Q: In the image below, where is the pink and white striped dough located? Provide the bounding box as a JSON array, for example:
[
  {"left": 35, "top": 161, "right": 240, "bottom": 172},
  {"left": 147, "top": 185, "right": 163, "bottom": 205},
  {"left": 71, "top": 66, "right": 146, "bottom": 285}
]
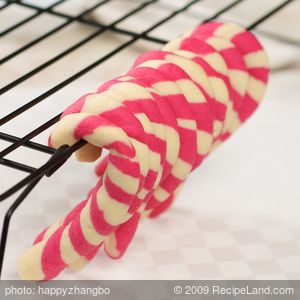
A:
[{"left": 18, "top": 22, "right": 269, "bottom": 280}]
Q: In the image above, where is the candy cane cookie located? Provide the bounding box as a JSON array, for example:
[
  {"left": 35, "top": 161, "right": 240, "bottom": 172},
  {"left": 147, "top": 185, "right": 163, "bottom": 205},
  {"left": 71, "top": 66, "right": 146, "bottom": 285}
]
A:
[
  {"left": 146, "top": 23, "right": 268, "bottom": 217},
  {"left": 18, "top": 22, "right": 269, "bottom": 280}
]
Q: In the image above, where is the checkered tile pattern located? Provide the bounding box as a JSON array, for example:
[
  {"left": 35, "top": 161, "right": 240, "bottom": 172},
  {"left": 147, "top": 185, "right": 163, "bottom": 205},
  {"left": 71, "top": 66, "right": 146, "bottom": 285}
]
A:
[{"left": 1, "top": 159, "right": 300, "bottom": 280}]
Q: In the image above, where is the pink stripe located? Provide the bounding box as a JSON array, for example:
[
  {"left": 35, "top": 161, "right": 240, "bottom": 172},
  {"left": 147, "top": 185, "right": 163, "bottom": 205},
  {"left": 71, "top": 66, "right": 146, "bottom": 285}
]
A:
[
  {"left": 219, "top": 47, "right": 247, "bottom": 71},
  {"left": 90, "top": 186, "right": 119, "bottom": 236},
  {"left": 149, "top": 194, "right": 174, "bottom": 218},
  {"left": 33, "top": 228, "right": 48, "bottom": 245},
  {"left": 239, "top": 93, "right": 259, "bottom": 122},
  {"left": 248, "top": 68, "right": 269, "bottom": 83},
  {"left": 104, "top": 175, "right": 135, "bottom": 205},
  {"left": 109, "top": 155, "right": 141, "bottom": 178},
  {"left": 41, "top": 228, "right": 66, "bottom": 280},
  {"left": 69, "top": 215, "right": 96, "bottom": 256},
  {"left": 191, "top": 22, "right": 222, "bottom": 37},
  {"left": 105, "top": 213, "right": 140, "bottom": 259},
  {"left": 232, "top": 31, "right": 263, "bottom": 54}
]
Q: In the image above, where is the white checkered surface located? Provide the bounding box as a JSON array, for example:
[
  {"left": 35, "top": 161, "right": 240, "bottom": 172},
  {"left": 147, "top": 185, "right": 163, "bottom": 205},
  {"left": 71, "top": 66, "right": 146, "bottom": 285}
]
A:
[
  {"left": 2, "top": 183, "right": 300, "bottom": 280},
  {"left": 0, "top": 0, "right": 300, "bottom": 280}
]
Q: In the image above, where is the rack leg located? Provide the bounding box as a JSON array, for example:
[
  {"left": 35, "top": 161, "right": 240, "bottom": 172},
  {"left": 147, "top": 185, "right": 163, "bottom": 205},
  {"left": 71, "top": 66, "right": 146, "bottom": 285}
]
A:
[{"left": 0, "top": 177, "right": 42, "bottom": 279}]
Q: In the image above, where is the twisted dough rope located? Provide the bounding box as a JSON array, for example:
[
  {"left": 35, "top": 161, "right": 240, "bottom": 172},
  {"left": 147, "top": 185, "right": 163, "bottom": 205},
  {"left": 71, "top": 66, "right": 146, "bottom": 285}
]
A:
[{"left": 18, "top": 22, "right": 269, "bottom": 280}]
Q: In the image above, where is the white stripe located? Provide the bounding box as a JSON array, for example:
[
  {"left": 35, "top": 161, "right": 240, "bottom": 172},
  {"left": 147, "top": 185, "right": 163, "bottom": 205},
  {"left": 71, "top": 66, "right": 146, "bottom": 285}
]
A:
[
  {"left": 51, "top": 113, "right": 88, "bottom": 148},
  {"left": 118, "top": 76, "right": 135, "bottom": 81},
  {"left": 197, "top": 130, "right": 213, "bottom": 155},
  {"left": 228, "top": 70, "right": 249, "bottom": 96},
  {"left": 153, "top": 187, "right": 170, "bottom": 202},
  {"left": 137, "top": 188, "right": 149, "bottom": 199},
  {"left": 173, "top": 49, "right": 196, "bottom": 59},
  {"left": 224, "top": 109, "right": 241, "bottom": 133},
  {"left": 104, "top": 233, "right": 119, "bottom": 257},
  {"left": 82, "top": 94, "right": 122, "bottom": 114},
  {"left": 247, "top": 77, "right": 266, "bottom": 103},
  {"left": 134, "top": 113, "right": 155, "bottom": 136},
  {"left": 177, "top": 118, "right": 197, "bottom": 130},
  {"left": 209, "top": 76, "right": 229, "bottom": 104},
  {"left": 130, "top": 138, "right": 150, "bottom": 177},
  {"left": 110, "top": 81, "right": 152, "bottom": 100},
  {"left": 106, "top": 162, "right": 140, "bottom": 195},
  {"left": 244, "top": 50, "right": 268, "bottom": 68},
  {"left": 202, "top": 53, "right": 228, "bottom": 75},
  {"left": 176, "top": 79, "right": 207, "bottom": 103},
  {"left": 139, "top": 60, "right": 165, "bottom": 69},
  {"left": 43, "top": 218, "right": 63, "bottom": 242},
  {"left": 18, "top": 242, "right": 46, "bottom": 280},
  {"left": 171, "top": 158, "right": 193, "bottom": 180},
  {"left": 206, "top": 37, "right": 234, "bottom": 51},
  {"left": 80, "top": 199, "right": 104, "bottom": 245},
  {"left": 97, "top": 186, "right": 132, "bottom": 226},
  {"left": 60, "top": 224, "right": 82, "bottom": 265},
  {"left": 167, "top": 126, "right": 180, "bottom": 165},
  {"left": 152, "top": 80, "right": 181, "bottom": 96},
  {"left": 84, "top": 126, "right": 131, "bottom": 150},
  {"left": 162, "top": 37, "right": 182, "bottom": 52},
  {"left": 215, "top": 23, "right": 244, "bottom": 40},
  {"left": 166, "top": 54, "right": 213, "bottom": 97},
  {"left": 213, "top": 120, "right": 223, "bottom": 138}
]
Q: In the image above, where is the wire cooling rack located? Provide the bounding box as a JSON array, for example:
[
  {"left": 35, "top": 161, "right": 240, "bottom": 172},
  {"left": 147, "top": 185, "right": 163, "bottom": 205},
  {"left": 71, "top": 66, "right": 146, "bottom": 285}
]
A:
[{"left": 0, "top": 0, "right": 298, "bottom": 278}]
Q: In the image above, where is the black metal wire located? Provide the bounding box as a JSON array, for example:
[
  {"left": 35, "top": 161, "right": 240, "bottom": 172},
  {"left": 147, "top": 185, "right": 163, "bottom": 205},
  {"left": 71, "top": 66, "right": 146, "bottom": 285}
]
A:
[
  {"left": 0, "top": 132, "right": 54, "bottom": 154},
  {"left": 0, "top": 0, "right": 160, "bottom": 105},
  {"left": 0, "top": 0, "right": 66, "bottom": 37},
  {"left": 0, "top": 138, "right": 85, "bottom": 202},
  {"left": 0, "top": 176, "right": 43, "bottom": 277},
  {"left": 0, "top": 0, "right": 297, "bottom": 279},
  {"left": 0, "top": 157, "right": 36, "bottom": 173},
  {"left": 12, "top": 0, "right": 170, "bottom": 44},
  {"left": 0, "top": 115, "right": 60, "bottom": 158},
  {"left": 248, "top": 0, "right": 295, "bottom": 30},
  {"left": 0, "top": 0, "right": 112, "bottom": 64},
  {"left": 202, "top": 0, "right": 244, "bottom": 23},
  {"left": 0, "top": 1, "right": 12, "bottom": 10}
]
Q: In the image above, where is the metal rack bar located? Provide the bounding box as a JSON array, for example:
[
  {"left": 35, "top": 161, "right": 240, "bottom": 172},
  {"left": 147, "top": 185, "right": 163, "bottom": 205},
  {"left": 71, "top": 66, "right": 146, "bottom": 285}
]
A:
[
  {"left": 248, "top": 0, "right": 294, "bottom": 30},
  {"left": 0, "top": 176, "right": 43, "bottom": 277},
  {"left": 0, "top": 0, "right": 112, "bottom": 64},
  {"left": 0, "top": 0, "right": 159, "bottom": 96},
  {"left": 3, "top": 0, "right": 170, "bottom": 45},
  {"left": 0, "top": 0, "right": 67, "bottom": 37},
  {"left": 202, "top": 0, "right": 244, "bottom": 23},
  {"left": 0, "top": 139, "right": 84, "bottom": 201},
  {"left": 0, "top": 2, "right": 12, "bottom": 10},
  {"left": 0, "top": 158, "right": 36, "bottom": 173},
  {"left": 0, "top": 132, "right": 54, "bottom": 154},
  {"left": 0, "top": 115, "right": 60, "bottom": 158}
]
